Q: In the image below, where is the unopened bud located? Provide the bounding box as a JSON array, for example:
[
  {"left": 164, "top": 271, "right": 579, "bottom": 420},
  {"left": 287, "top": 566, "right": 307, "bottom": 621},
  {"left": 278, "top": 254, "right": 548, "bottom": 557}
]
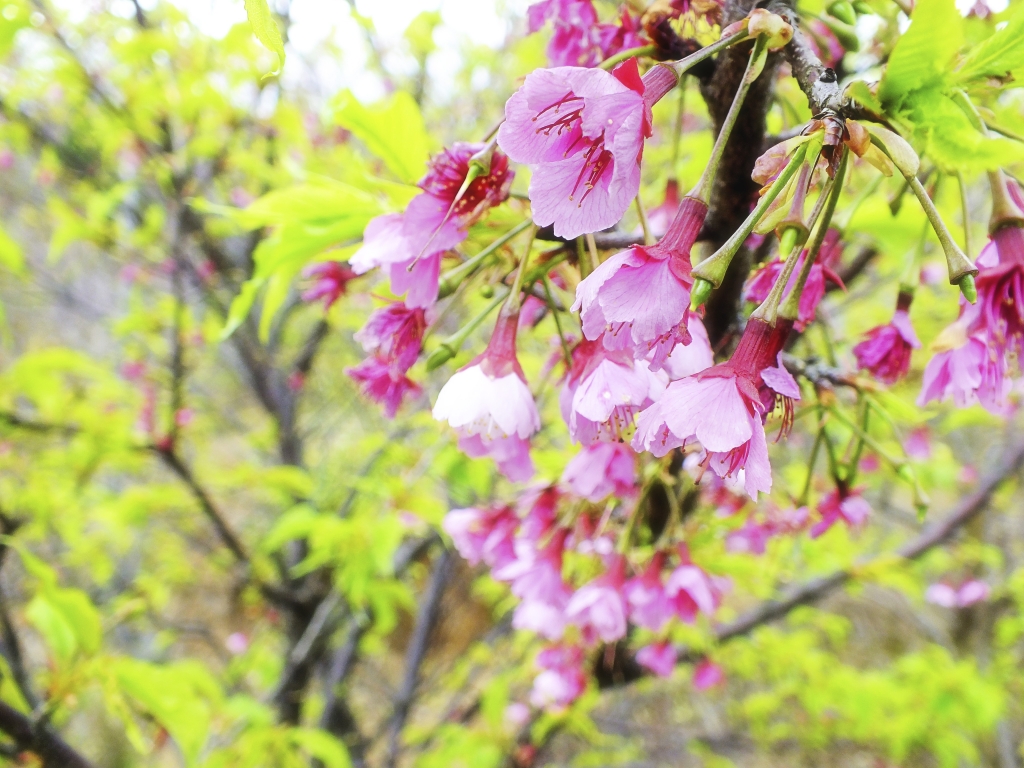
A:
[
  {"left": 958, "top": 274, "right": 977, "bottom": 304},
  {"left": 426, "top": 344, "right": 457, "bottom": 371},
  {"left": 896, "top": 464, "right": 914, "bottom": 484},
  {"left": 748, "top": 9, "right": 793, "bottom": 50},
  {"left": 479, "top": 284, "right": 495, "bottom": 298},
  {"left": 690, "top": 277, "right": 714, "bottom": 310}
]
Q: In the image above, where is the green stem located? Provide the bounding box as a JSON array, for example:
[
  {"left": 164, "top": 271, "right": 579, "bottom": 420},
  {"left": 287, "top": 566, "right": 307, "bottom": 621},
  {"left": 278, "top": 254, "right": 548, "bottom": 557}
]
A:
[
  {"left": 542, "top": 274, "right": 573, "bottom": 370},
  {"left": 426, "top": 290, "right": 509, "bottom": 370},
  {"left": 690, "top": 35, "right": 768, "bottom": 203},
  {"left": 670, "top": 78, "right": 687, "bottom": 174},
  {"left": 668, "top": 30, "right": 750, "bottom": 78},
  {"left": 635, "top": 194, "right": 654, "bottom": 246},
  {"left": 957, "top": 171, "right": 973, "bottom": 258},
  {"left": 599, "top": 44, "right": 658, "bottom": 70},
  {"left": 692, "top": 142, "right": 810, "bottom": 288},
  {"left": 798, "top": 429, "right": 824, "bottom": 506},
  {"left": 438, "top": 219, "right": 534, "bottom": 298},
  {"left": 907, "top": 174, "right": 976, "bottom": 286},
  {"left": 505, "top": 225, "right": 537, "bottom": 313},
  {"left": 779, "top": 150, "right": 847, "bottom": 320}
]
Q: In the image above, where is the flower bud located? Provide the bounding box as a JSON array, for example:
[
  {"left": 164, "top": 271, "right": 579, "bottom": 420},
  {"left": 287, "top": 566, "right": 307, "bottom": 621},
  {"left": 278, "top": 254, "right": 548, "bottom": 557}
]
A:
[
  {"left": 690, "top": 277, "right": 714, "bottom": 310},
  {"left": 748, "top": 9, "right": 793, "bottom": 50}
]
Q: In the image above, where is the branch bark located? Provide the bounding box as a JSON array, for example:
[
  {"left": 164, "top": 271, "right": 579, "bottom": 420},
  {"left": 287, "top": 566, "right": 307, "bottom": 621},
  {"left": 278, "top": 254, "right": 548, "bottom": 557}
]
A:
[{"left": 0, "top": 701, "right": 94, "bottom": 768}]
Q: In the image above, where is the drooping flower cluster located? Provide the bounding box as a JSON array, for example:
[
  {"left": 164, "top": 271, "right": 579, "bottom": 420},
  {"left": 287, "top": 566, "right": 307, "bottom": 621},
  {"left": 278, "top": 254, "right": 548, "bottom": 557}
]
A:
[
  {"left": 351, "top": 142, "right": 513, "bottom": 308},
  {"left": 527, "top": 0, "right": 645, "bottom": 68}
]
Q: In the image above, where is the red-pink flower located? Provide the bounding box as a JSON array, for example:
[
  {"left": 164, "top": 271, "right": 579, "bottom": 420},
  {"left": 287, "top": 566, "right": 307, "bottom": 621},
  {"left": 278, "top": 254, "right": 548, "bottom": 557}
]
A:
[
  {"left": 497, "top": 59, "right": 676, "bottom": 239},
  {"left": 918, "top": 308, "right": 1009, "bottom": 412},
  {"left": 351, "top": 143, "right": 512, "bottom": 307},
  {"left": 560, "top": 336, "right": 665, "bottom": 444},
  {"left": 497, "top": 529, "right": 573, "bottom": 640},
  {"left": 622, "top": 552, "right": 673, "bottom": 631},
  {"left": 531, "top": 644, "right": 587, "bottom": 709},
  {"left": 633, "top": 318, "right": 796, "bottom": 498},
  {"left": 528, "top": 0, "right": 645, "bottom": 68},
  {"left": 443, "top": 505, "right": 518, "bottom": 569},
  {"left": 574, "top": 197, "right": 707, "bottom": 369},
  {"left": 853, "top": 307, "right": 920, "bottom": 385},
  {"left": 354, "top": 302, "right": 427, "bottom": 373},
  {"left": 637, "top": 641, "right": 676, "bottom": 678},
  {"left": 925, "top": 579, "right": 990, "bottom": 608},
  {"left": 663, "top": 314, "right": 714, "bottom": 380},
  {"left": 301, "top": 261, "right": 358, "bottom": 309},
  {"left": 346, "top": 355, "right": 421, "bottom": 418},
  {"left": 744, "top": 229, "right": 845, "bottom": 331},
  {"left": 566, "top": 555, "right": 628, "bottom": 642},
  {"left": 561, "top": 441, "right": 637, "bottom": 501},
  {"left": 433, "top": 310, "right": 541, "bottom": 481},
  {"left": 973, "top": 223, "right": 1024, "bottom": 355},
  {"left": 692, "top": 659, "right": 725, "bottom": 690},
  {"left": 665, "top": 550, "right": 720, "bottom": 622},
  {"left": 810, "top": 487, "right": 871, "bottom": 538}
]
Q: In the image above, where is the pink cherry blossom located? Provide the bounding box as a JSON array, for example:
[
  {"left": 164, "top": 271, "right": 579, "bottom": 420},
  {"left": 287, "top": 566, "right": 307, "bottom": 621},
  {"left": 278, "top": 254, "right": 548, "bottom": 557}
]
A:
[
  {"left": 904, "top": 427, "right": 932, "bottom": 461},
  {"left": 565, "top": 555, "right": 628, "bottom": 643},
  {"left": 918, "top": 308, "right": 1009, "bottom": 412},
  {"left": 560, "top": 336, "right": 665, "bottom": 444},
  {"left": 573, "top": 196, "right": 707, "bottom": 368},
  {"left": 665, "top": 550, "right": 719, "bottom": 623},
  {"left": 531, "top": 644, "right": 587, "bottom": 710},
  {"left": 744, "top": 229, "right": 845, "bottom": 331},
  {"left": 974, "top": 224, "right": 1024, "bottom": 356},
  {"left": 633, "top": 318, "right": 796, "bottom": 499},
  {"left": 926, "top": 579, "right": 990, "bottom": 608},
  {"left": 517, "top": 486, "right": 561, "bottom": 543},
  {"left": 636, "top": 641, "right": 676, "bottom": 678},
  {"left": 622, "top": 552, "right": 673, "bottom": 630},
  {"left": 350, "top": 143, "right": 512, "bottom": 308},
  {"left": 497, "top": 530, "right": 573, "bottom": 640},
  {"left": 442, "top": 505, "right": 519, "bottom": 569},
  {"left": 726, "top": 518, "right": 773, "bottom": 555},
  {"left": 561, "top": 441, "right": 637, "bottom": 501},
  {"left": 662, "top": 315, "right": 714, "bottom": 380},
  {"left": 810, "top": 487, "right": 871, "bottom": 538},
  {"left": 645, "top": 179, "right": 680, "bottom": 239},
  {"left": 853, "top": 303, "right": 920, "bottom": 385},
  {"left": 354, "top": 302, "right": 427, "bottom": 373},
  {"left": 527, "top": 0, "right": 600, "bottom": 67},
  {"left": 692, "top": 659, "right": 725, "bottom": 690},
  {"left": 433, "top": 310, "right": 541, "bottom": 481},
  {"left": 497, "top": 60, "right": 676, "bottom": 239},
  {"left": 225, "top": 632, "right": 249, "bottom": 655},
  {"left": 301, "top": 261, "right": 358, "bottom": 309},
  {"left": 346, "top": 355, "right": 421, "bottom": 418},
  {"left": 528, "top": 0, "right": 646, "bottom": 69}
]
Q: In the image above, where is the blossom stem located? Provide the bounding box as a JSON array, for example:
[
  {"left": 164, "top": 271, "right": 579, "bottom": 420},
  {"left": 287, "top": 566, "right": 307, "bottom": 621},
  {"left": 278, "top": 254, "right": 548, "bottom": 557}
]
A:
[
  {"left": 670, "top": 79, "right": 687, "bottom": 175},
  {"left": 542, "top": 274, "right": 573, "bottom": 369},
  {"left": 843, "top": 399, "right": 869, "bottom": 488},
  {"left": 426, "top": 290, "right": 509, "bottom": 371},
  {"left": 987, "top": 169, "right": 1024, "bottom": 232},
  {"left": 907, "top": 175, "right": 977, "bottom": 291},
  {"left": 438, "top": 218, "right": 534, "bottom": 298},
  {"left": 635, "top": 195, "right": 654, "bottom": 246},
  {"left": 505, "top": 225, "right": 537, "bottom": 313},
  {"left": 956, "top": 172, "right": 972, "bottom": 258},
  {"left": 797, "top": 429, "right": 824, "bottom": 507},
  {"left": 748, "top": 227, "right": 802, "bottom": 325},
  {"left": 598, "top": 44, "right": 658, "bottom": 70},
  {"left": 576, "top": 236, "right": 590, "bottom": 279},
  {"left": 667, "top": 30, "right": 749, "bottom": 79},
  {"left": 691, "top": 142, "right": 809, "bottom": 295},
  {"left": 780, "top": 149, "right": 847, "bottom": 321},
  {"left": 585, "top": 233, "right": 600, "bottom": 273},
  {"left": 689, "top": 35, "right": 768, "bottom": 204},
  {"left": 827, "top": 405, "right": 905, "bottom": 475}
]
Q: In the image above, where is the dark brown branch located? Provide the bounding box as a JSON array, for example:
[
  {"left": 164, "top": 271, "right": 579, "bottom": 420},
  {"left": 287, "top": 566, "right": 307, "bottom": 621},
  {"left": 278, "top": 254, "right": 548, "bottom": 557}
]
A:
[
  {"left": 386, "top": 547, "right": 453, "bottom": 768},
  {"left": 0, "top": 412, "right": 78, "bottom": 436},
  {"left": 778, "top": 10, "right": 844, "bottom": 116},
  {"left": 0, "top": 585, "right": 38, "bottom": 712},
  {"left": 152, "top": 446, "right": 250, "bottom": 564},
  {"left": 0, "top": 700, "right": 94, "bottom": 768},
  {"left": 293, "top": 318, "right": 330, "bottom": 377}
]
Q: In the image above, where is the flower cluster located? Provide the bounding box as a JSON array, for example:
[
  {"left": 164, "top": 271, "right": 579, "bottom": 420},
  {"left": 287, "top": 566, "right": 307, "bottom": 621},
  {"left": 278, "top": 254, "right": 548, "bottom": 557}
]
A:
[{"left": 527, "top": 0, "right": 645, "bottom": 68}]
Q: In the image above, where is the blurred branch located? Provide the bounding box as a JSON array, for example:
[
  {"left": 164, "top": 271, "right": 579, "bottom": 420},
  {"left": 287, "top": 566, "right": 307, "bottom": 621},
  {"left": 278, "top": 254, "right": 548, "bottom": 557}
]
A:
[
  {"left": 151, "top": 446, "right": 250, "bottom": 564},
  {"left": 0, "top": 412, "right": 78, "bottom": 436},
  {"left": 386, "top": 546, "right": 453, "bottom": 768},
  {"left": 0, "top": 700, "right": 94, "bottom": 768},
  {"left": 0, "top": 585, "right": 39, "bottom": 712},
  {"left": 293, "top": 318, "right": 331, "bottom": 378}
]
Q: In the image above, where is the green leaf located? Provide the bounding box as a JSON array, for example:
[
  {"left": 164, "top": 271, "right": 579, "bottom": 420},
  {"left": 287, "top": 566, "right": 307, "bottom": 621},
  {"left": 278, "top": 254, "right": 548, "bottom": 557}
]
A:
[
  {"left": 26, "top": 594, "right": 78, "bottom": 662},
  {"left": 878, "top": 0, "right": 963, "bottom": 107},
  {"left": 243, "top": 0, "right": 285, "bottom": 76},
  {"left": 113, "top": 659, "right": 215, "bottom": 765},
  {"left": 905, "top": 89, "right": 1024, "bottom": 171},
  {"left": 290, "top": 728, "right": 352, "bottom": 768},
  {"left": 333, "top": 90, "right": 431, "bottom": 183},
  {"left": 955, "top": 3, "right": 1024, "bottom": 83},
  {"left": 0, "top": 222, "right": 26, "bottom": 275}
]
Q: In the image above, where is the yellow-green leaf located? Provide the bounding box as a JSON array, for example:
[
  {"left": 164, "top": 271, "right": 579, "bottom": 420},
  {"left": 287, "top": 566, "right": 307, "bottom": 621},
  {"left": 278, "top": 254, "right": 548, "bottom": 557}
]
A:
[{"left": 243, "top": 0, "right": 285, "bottom": 76}]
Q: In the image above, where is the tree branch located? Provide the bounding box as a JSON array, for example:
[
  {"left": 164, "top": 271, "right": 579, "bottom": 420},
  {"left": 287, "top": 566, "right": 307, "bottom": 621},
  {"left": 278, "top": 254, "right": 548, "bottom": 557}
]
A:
[
  {"left": 386, "top": 547, "right": 453, "bottom": 768},
  {"left": 0, "top": 701, "right": 94, "bottom": 768}
]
